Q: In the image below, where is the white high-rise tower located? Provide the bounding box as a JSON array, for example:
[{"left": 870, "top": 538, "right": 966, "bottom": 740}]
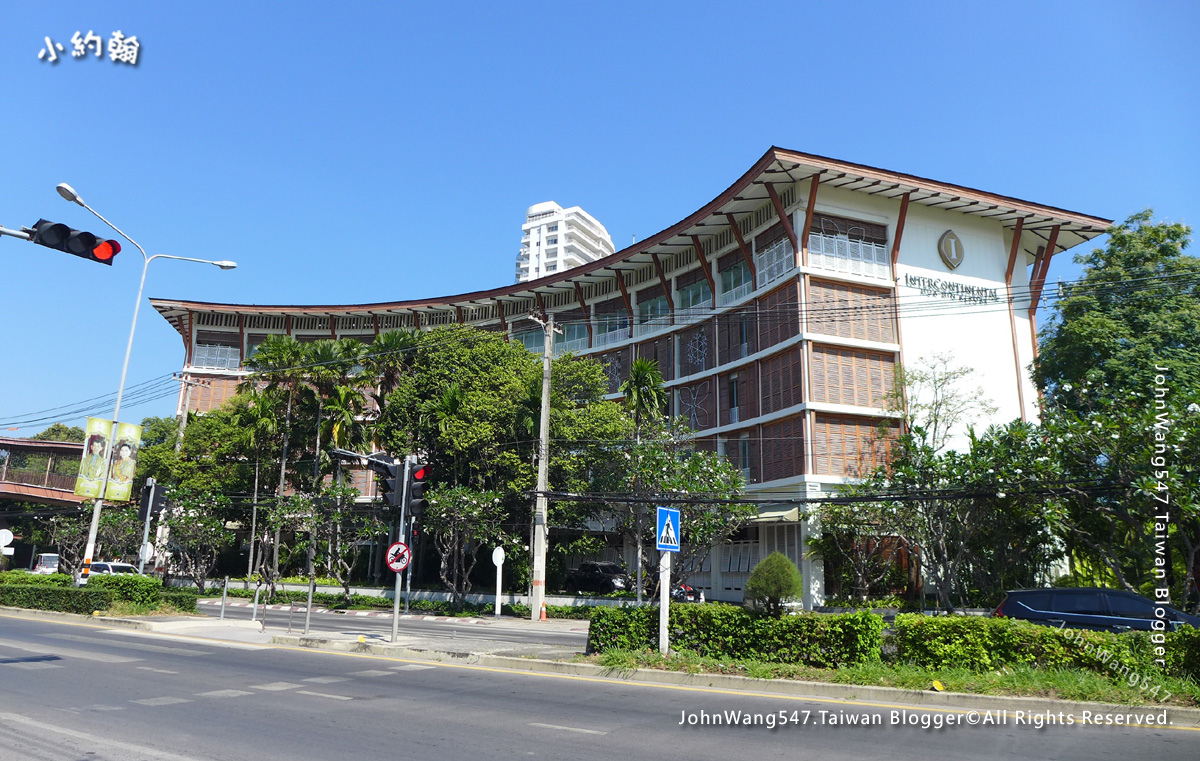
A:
[{"left": 515, "top": 201, "right": 615, "bottom": 283}]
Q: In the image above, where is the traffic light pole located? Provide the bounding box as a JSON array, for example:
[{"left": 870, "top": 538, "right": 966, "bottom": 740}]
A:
[
  {"left": 391, "top": 455, "right": 412, "bottom": 644},
  {"left": 137, "top": 478, "right": 156, "bottom": 574}
]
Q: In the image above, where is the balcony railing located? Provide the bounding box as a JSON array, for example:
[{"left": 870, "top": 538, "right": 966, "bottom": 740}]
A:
[
  {"left": 755, "top": 238, "right": 795, "bottom": 288},
  {"left": 594, "top": 328, "right": 627, "bottom": 348},
  {"left": 729, "top": 407, "right": 740, "bottom": 424},
  {"left": 718, "top": 281, "right": 754, "bottom": 306},
  {"left": 552, "top": 336, "right": 590, "bottom": 356},
  {"left": 674, "top": 306, "right": 708, "bottom": 325}
]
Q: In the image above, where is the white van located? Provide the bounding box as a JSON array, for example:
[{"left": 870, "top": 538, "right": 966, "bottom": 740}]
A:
[{"left": 31, "top": 553, "right": 60, "bottom": 574}]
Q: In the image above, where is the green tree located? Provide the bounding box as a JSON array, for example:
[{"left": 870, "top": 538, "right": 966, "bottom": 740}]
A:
[
  {"left": 424, "top": 485, "right": 512, "bottom": 606},
  {"left": 1035, "top": 210, "right": 1199, "bottom": 408},
  {"left": 619, "top": 357, "right": 667, "bottom": 601},
  {"left": 157, "top": 489, "right": 235, "bottom": 593},
  {"left": 745, "top": 551, "right": 802, "bottom": 617},
  {"left": 32, "top": 423, "right": 86, "bottom": 443}
]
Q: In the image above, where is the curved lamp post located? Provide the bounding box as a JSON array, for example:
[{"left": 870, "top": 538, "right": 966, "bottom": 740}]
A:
[{"left": 57, "top": 183, "right": 236, "bottom": 582}]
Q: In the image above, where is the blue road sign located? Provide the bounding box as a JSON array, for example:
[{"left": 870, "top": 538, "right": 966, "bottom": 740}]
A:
[{"left": 656, "top": 506, "right": 680, "bottom": 552}]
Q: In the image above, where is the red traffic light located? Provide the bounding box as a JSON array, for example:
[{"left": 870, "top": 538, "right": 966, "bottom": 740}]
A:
[
  {"left": 412, "top": 465, "right": 427, "bottom": 481},
  {"left": 93, "top": 239, "right": 120, "bottom": 262}
]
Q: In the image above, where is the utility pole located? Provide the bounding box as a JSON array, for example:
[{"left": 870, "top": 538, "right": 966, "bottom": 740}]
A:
[
  {"left": 528, "top": 312, "right": 559, "bottom": 621},
  {"left": 173, "top": 374, "right": 208, "bottom": 453}
]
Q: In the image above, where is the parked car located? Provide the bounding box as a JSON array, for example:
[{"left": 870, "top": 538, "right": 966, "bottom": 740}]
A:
[
  {"left": 30, "top": 553, "right": 60, "bottom": 574},
  {"left": 89, "top": 562, "right": 142, "bottom": 575},
  {"left": 671, "top": 583, "right": 705, "bottom": 603},
  {"left": 993, "top": 587, "right": 1200, "bottom": 633},
  {"left": 565, "top": 561, "right": 631, "bottom": 594}
]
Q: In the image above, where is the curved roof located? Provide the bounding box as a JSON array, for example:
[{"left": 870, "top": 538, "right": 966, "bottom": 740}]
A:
[{"left": 152, "top": 146, "right": 1111, "bottom": 335}]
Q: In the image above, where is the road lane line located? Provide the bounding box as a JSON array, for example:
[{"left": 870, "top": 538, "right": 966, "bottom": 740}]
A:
[
  {"left": 195, "top": 689, "right": 254, "bottom": 698},
  {"left": 250, "top": 682, "right": 302, "bottom": 691},
  {"left": 138, "top": 666, "right": 180, "bottom": 674},
  {"left": 0, "top": 712, "right": 203, "bottom": 761},
  {"left": 48, "top": 632, "right": 212, "bottom": 656},
  {"left": 390, "top": 664, "right": 436, "bottom": 671},
  {"left": 296, "top": 690, "right": 353, "bottom": 700},
  {"left": 133, "top": 697, "right": 193, "bottom": 706},
  {"left": 348, "top": 669, "right": 393, "bottom": 677},
  {"left": 529, "top": 722, "right": 607, "bottom": 735},
  {"left": 304, "top": 675, "right": 350, "bottom": 683}
]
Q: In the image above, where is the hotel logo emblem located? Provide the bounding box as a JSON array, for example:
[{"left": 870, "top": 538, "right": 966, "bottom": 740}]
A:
[{"left": 938, "top": 230, "right": 964, "bottom": 270}]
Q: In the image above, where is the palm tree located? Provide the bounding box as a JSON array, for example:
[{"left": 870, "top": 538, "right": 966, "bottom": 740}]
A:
[
  {"left": 364, "top": 329, "right": 418, "bottom": 416},
  {"left": 423, "top": 383, "right": 464, "bottom": 484},
  {"left": 242, "top": 334, "right": 306, "bottom": 575},
  {"left": 303, "top": 340, "right": 343, "bottom": 487},
  {"left": 619, "top": 357, "right": 667, "bottom": 603},
  {"left": 230, "top": 388, "right": 280, "bottom": 580}
]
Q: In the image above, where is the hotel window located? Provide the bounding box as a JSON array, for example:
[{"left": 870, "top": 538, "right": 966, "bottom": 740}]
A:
[
  {"left": 546, "top": 263, "right": 557, "bottom": 272},
  {"left": 244, "top": 333, "right": 269, "bottom": 361},
  {"left": 808, "top": 214, "right": 890, "bottom": 279},
  {"left": 719, "top": 260, "right": 753, "bottom": 304},
  {"left": 514, "top": 329, "right": 543, "bottom": 353},
  {"left": 547, "top": 237, "right": 558, "bottom": 245},
  {"left": 547, "top": 224, "right": 558, "bottom": 232},
  {"left": 728, "top": 373, "right": 740, "bottom": 423},
  {"left": 193, "top": 331, "right": 241, "bottom": 370},
  {"left": 754, "top": 223, "right": 794, "bottom": 288},
  {"left": 546, "top": 248, "right": 558, "bottom": 257},
  {"left": 677, "top": 279, "right": 711, "bottom": 312},
  {"left": 636, "top": 295, "right": 670, "bottom": 331}
]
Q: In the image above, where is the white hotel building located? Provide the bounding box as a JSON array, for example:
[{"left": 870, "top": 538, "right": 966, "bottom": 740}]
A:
[
  {"left": 152, "top": 147, "right": 1110, "bottom": 606},
  {"left": 516, "top": 201, "right": 616, "bottom": 282}
]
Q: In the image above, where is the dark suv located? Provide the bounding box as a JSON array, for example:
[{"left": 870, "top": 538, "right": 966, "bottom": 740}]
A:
[
  {"left": 565, "top": 561, "right": 631, "bottom": 594},
  {"left": 994, "top": 587, "right": 1200, "bottom": 633}
]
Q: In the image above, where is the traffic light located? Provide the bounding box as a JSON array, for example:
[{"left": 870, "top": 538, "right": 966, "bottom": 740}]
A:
[
  {"left": 406, "top": 460, "right": 429, "bottom": 517},
  {"left": 137, "top": 481, "right": 167, "bottom": 522},
  {"left": 365, "top": 454, "right": 401, "bottom": 509},
  {"left": 29, "top": 218, "right": 121, "bottom": 265}
]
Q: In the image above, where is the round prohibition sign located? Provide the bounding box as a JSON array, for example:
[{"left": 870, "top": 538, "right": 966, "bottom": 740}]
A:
[{"left": 386, "top": 541, "right": 411, "bottom": 573}]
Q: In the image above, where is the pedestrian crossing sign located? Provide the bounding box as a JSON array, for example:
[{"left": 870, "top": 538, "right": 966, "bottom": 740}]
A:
[{"left": 656, "top": 506, "right": 680, "bottom": 552}]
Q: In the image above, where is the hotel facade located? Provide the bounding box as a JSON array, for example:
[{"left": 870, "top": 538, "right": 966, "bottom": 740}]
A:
[{"left": 151, "top": 147, "right": 1110, "bottom": 606}]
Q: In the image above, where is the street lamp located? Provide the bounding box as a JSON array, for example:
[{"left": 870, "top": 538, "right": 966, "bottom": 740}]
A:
[{"left": 58, "top": 183, "right": 237, "bottom": 583}]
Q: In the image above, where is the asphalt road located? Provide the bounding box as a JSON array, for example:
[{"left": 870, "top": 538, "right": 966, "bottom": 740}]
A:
[
  {"left": 0, "top": 613, "right": 1193, "bottom": 761},
  {"left": 199, "top": 602, "right": 590, "bottom": 648}
]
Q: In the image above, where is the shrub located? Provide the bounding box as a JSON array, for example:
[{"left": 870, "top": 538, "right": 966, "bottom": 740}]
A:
[
  {"left": 160, "top": 590, "right": 199, "bottom": 612},
  {"left": 0, "top": 584, "right": 113, "bottom": 614},
  {"left": 0, "top": 571, "right": 73, "bottom": 587},
  {"left": 588, "top": 604, "right": 884, "bottom": 666},
  {"left": 745, "top": 552, "right": 802, "bottom": 617},
  {"left": 1165, "top": 627, "right": 1200, "bottom": 681},
  {"left": 86, "top": 575, "right": 163, "bottom": 607}
]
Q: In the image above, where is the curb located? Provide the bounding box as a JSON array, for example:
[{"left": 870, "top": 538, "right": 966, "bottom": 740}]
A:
[{"left": 270, "top": 632, "right": 1200, "bottom": 729}]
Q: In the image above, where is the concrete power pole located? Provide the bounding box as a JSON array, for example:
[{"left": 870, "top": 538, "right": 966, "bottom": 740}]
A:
[{"left": 529, "top": 314, "right": 557, "bottom": 621}]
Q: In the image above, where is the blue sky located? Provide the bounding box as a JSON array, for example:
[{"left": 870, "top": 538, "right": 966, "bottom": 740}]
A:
[{"left": 1, "top": 1, "right": 1196, "bottom": 435}]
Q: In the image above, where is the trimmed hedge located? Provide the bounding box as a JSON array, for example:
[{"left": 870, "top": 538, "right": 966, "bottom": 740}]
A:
[
  {"left": 160, "top": 590, "right": 199, "bottom": 612},
  {"left": 87, "top": 575, "right": 163, "bottom": 606},
  {"left": 588, "top": 605, "right": 885, "bottom": 667},
  {"left": 0, "top": 571, "right": 74, "bottom": 587},
  {"left": 893, "top": 614, "right": 1200, "bottom": 682},
  {"left": 0, "top": 584, "right": 113, "bottom": 614}
]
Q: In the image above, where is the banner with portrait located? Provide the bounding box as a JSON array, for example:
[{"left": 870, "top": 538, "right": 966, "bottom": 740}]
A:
[
  {"left": 104, "top": 421, "right": 143, "bottom": 502},
  {"left": 74, "top": 417, "right": 113, "bottom": 498}
]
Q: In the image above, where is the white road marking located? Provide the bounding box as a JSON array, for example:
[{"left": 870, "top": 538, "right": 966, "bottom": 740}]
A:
[
  {"left": 296, "top": 690, "right": 352, "bottom": 700},
  {"left": 390, "top": 664, "right": 436, "bottom": 671},
  {"left": 133, "top": 697, "right": 192, "bottom": 706},
  {"left": 303, "top": 676, "right": 349, "bottom": 683},
  {"left": 87, "top": 705, "right": 125, "bottom": 712},
  {"left": 250, "top": 682, "right": 301, "bottom": 691},
  {"left": 0, "top": 637, "right": 140, "bottom": 663},
  {"left": 48, "top": 633, "right": 212, "bottom": 656},
  {"left": 348, "top": 669, "right": 393, "bottom": 677},
  {"left": 528, "top": 722, "right": 607, "bottom": 735},
  {"left": 2, "top": 661, "right": 62, "bottom": 670},
  {"left": 195, "top": 689, "right": 254, "bottom": 698},
  {"left": 138, "top": 666, "right": 180, "bottom": 674},
  {"left": 0, "top": 711, "right": 204, "bottom": 761}
]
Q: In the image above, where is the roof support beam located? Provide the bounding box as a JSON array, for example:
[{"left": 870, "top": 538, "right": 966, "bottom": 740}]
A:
[
  {"left": 1027, "top": 225, "right": 1059, "bottom": 319},
  {"left": 496, "top": 300, "right": 508, "bottom": 333},
  {"left": 373, "top": 314, "right": 380, "bottom": 336},
  {"left": 574, "top": 281, "right": 593, "bottom": 347},
  {"left": 724, "top": 214, "right": 757, "bottom": 283},
  {"left": 534, "top": 292, "right": 546, "bottom": 317},
  {"left": 651, "top": 253, "right": 675, "bottom": 323},
  {"left": 456, "top": 306, "right": 464, "bottom": 324},
  {"left": 799, "top": 174, "right": 820, "bottom": 267},
  {"left": 689, "top": 235, "right": 718, "bottom": 308},
  {"left": 613, "top": 270, "right": 634, "bottom": 337},
  {"left": 1004, "top": 217, "right": 1027, "bottom": 422},
  {"left": 890, "top": 192, "right": 910, "bottom": 269},
  {"left": 766, "top": 182, "right": 799, "bottom": 258}
]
